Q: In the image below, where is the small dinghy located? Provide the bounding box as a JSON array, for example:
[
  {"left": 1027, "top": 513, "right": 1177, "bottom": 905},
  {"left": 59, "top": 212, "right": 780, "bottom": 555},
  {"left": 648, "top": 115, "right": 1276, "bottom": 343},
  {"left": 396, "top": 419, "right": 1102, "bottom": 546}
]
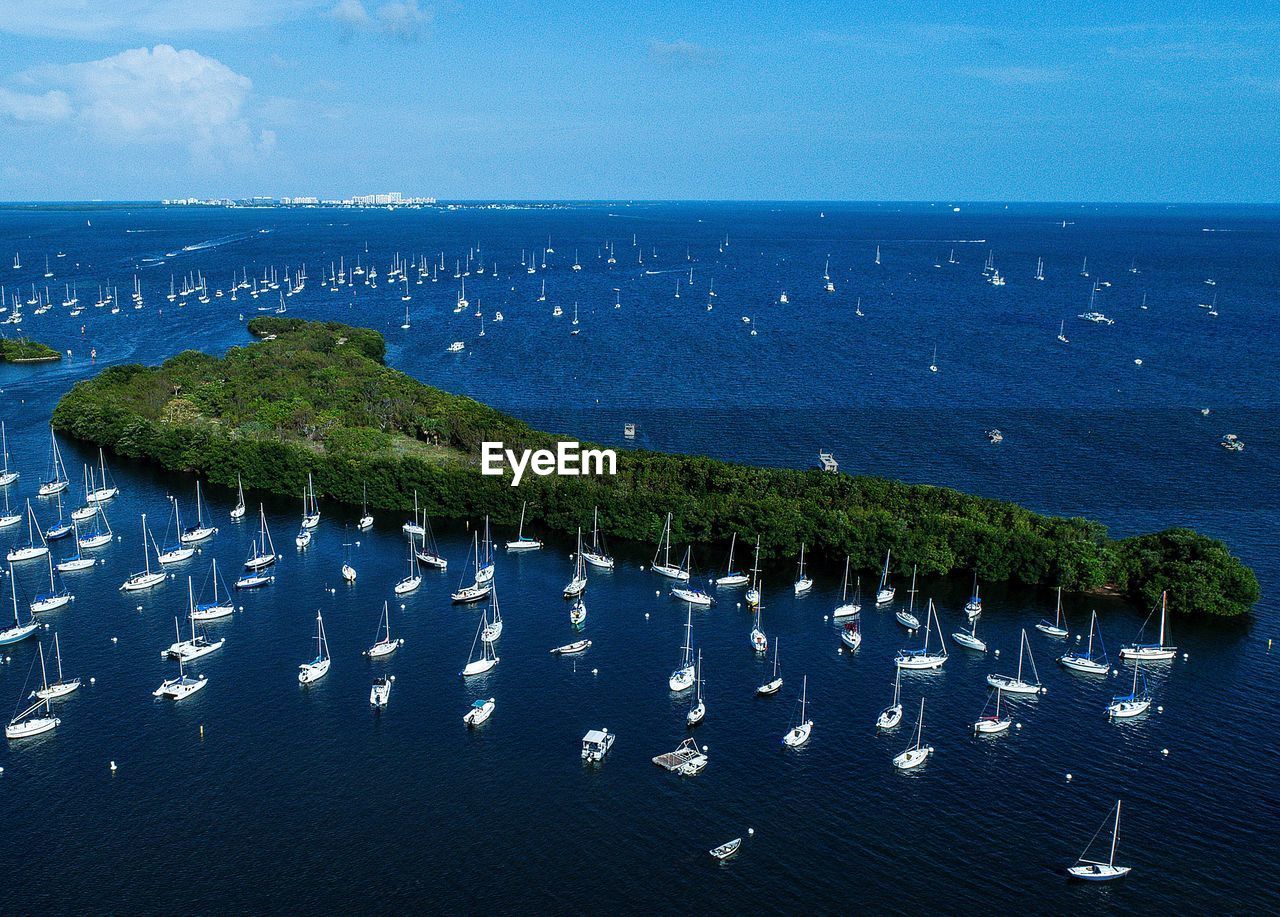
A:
[
  {"left": 551, "top": 639, "right": 591, "bottom": 655},
  {"left": 709, "top": 838, "right": 742, "bottom": 861},
  {"left": 369, "top": 674, "right": 393, "bottom": 708},
  {"left": 1068, "top": 800, "right": 1131, "bottom": 882},
  {"left": 464, "top": 697, "right": 495, "bottom": 726}
]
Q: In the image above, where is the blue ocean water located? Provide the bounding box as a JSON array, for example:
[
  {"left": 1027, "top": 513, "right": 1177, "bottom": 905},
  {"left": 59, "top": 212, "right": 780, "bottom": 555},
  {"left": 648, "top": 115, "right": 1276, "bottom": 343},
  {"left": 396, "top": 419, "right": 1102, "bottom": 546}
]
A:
[{"left": 1, "top": 202, "right": 1277, "bottom": 912}]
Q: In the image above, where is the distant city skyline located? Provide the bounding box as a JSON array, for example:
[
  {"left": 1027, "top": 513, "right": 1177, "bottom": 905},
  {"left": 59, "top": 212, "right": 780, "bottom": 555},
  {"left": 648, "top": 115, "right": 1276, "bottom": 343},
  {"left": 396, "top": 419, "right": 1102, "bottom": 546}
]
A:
[{"left": 0, "top": 1, "right": 1277, "bottom": 203}]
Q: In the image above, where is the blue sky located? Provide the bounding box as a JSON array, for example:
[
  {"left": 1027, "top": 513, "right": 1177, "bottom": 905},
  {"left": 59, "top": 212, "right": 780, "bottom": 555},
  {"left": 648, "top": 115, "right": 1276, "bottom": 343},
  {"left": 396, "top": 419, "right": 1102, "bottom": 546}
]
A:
[{"left": 0, "top": 1, "right": 1277, "bottom": 201}]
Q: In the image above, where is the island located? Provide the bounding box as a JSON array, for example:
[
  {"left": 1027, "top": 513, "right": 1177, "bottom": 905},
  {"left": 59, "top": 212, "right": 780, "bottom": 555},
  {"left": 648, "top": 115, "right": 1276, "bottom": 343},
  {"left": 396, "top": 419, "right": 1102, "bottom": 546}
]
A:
[
  {"left": 51, "top": 317, "right": 1259, "bottom": 618},
  {"left": 0, "top": 336, "right": 62, "bottom": 363}
]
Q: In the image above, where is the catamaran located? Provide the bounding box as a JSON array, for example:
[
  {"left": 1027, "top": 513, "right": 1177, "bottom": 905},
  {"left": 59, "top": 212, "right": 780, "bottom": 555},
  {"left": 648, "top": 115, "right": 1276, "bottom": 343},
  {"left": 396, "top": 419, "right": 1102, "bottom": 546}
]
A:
[
  {"left": 6, "top": 500, "right": 49, "bottom": 562},
  {"left": 34, "top": 632, "right": 79, "bottom": 699},
  {"left": 832, "top": 558, "right": 860, "bottom": 618},
  {"left": 757, "top": 638, "right": 782, "bottom": 695},
  {"left": 894, "top": 599, "right": 948, "bottom": 670},
  {"left": 875, "top": 549, "right": 895, "bottom": 605},
  {"left": 781, "top": 675, "right": 813, "bottom": 747},
  {"left": 1068, "top": 800, "right": 1131, "bottom": 881},
  {"left": 120, "top": 514, "right": 166, "bottom": 591},
  {"left": 6, "top": 644, "right": 60, "bottom": 739},
  {"left": 298, "top": 611, "right": 331, "bottom": 684},
  {"left": 31, "top": 555, "right": 73, "bottom": 612},
  {"left": 1107, "top": 663, "right": 1152, "bottom": 719},
  {"left": 650, "top": 512, "right": 688, "bottom": 580},
  {"left": 581, "top": 506, "right": 613, "bottom": 569},
  {"left": 1, "top": 563, "right": 40, "bottom": 646},
  {"left": 669, "top": 605, "right": 696, "bottom": 691},
  {"left": 973, "top": 687, "right": 1012, "bottom": 735},
  {"left": 0, "top": 420, "right": 18, "bottom": 487},
  {"left": 230, "top": 474, "right": 247, "bottom": 520},
  {"left": 451, "top": 533, "right": 492, "bottom": 603},
  {"left": 461, "top": 612, "right": 500, "bottom": 677},
  {"left": 37, "top": 429, "right": 70, "bottom": 497},
  {"left": 1060, "top": 610, "right": 1110, "bottom": 674},
  {"left": 180, "top": 481, "right": 218, "bottom": 544},
  {"left": 505, "top": 501, "right": 543, "bottom": 551},
  {"left": 1119, "top": 591, "right": 1177, "bottom": 661},
  {"left": 192, "top": 558, "right": 234, "bottom": 620},
  {"left": 876, "top": 669, "right": 903, "bottom": 729},
  {"left": 564, "top": 528, "right": 589, "bottom": 598},
  {"left": 1036, "top": 586, "right": 1069, "bottom": 637},
  {"left": 987, "top": 628, "right": 1045, "bottom": 695},
  {"left": 686, "top": 650, "right": 706, "bottom": 725},
  {"left": 794, "top": 542, "right": 813, "bottom": 594},
  {"left": 892, "top": 698, "right": 933, "bottom": 769},
  {"left": 365, "top": 601, "right": 404, "bottom": 658},
  {"left": 714, "top": 532, "right": 748, "bottom": 586}
]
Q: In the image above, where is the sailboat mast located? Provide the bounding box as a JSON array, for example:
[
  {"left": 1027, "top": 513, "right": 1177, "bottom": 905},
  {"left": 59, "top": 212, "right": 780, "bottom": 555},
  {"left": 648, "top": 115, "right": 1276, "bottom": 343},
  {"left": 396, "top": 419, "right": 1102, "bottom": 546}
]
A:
[{"left": 1110, "top": 801, "right": 1122, "bottom": 867}]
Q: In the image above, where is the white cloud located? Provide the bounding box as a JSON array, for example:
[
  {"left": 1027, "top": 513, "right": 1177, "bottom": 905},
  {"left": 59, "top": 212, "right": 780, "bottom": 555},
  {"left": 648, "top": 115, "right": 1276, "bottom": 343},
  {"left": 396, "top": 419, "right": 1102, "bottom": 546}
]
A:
[
  {"left": 330, "top": 0, "right": 432, "bottom": 39},
  {"left": 1, "top": 46, "right": 272, "bottom": 163}
]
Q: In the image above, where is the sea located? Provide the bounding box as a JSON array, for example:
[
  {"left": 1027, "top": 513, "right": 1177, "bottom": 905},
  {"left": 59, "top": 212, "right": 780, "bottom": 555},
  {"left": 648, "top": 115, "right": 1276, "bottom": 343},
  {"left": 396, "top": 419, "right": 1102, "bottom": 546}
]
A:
[{"left": 0, "top": 202, "right": 1277, "bottom": 913}]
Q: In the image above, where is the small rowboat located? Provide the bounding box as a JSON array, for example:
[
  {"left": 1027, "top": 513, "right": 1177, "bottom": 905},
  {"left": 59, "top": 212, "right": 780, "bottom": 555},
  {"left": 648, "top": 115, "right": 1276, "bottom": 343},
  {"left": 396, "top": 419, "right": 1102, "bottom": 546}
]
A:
[
  {"left": 550, "top": 639, "right": 591, "bottom": 655},
  {"left": 709, "top": 837, "right": 742, "bottom": 861}
]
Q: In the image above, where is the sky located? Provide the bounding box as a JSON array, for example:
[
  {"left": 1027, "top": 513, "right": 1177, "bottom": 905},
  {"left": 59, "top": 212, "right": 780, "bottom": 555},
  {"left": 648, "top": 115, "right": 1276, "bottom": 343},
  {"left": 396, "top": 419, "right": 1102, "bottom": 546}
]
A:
[{"left": 0, "top": 1, "right": 1277, "bottom": 202}]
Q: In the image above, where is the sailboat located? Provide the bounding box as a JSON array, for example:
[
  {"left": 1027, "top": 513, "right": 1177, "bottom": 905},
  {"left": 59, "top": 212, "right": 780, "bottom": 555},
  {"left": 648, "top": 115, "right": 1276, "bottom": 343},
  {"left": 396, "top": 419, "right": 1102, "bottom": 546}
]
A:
[
  {"left": 31, "top": 554, "right": 73, "bottom": 612},
  {"left": 0, "top": 485, "right": 18, "bottom": 528},
  {"left": 77, "top": 501, "right": 112, "bottom": 549},
  {"left": 45, "top": 493, "right": 72, "bottom": 541},
  {"left": 650, "top": 512, "right": 688, "bottom": 580},
  {"left": 230, "top": 474, "right": 247, "bottom": 520},
  {"left": 929, "top": 345, "right": 938, "bottom": 373},
  {"left": 714, "top": 532, "right": 748, "bottom": 586},
  {"left": 358, "top": 484, "right": 373, "bottom": 530},
  {"left": 34, "top": 632, "right": 79, "bottom": 699},
  {"left": 951, "top": 613, "right": 988, "bottom": 652},
  {"left": 6, "top": 500, "right": 49, "bottom": 562},
  {"left": 297, "top": 611, "right": 331, "bottom": 685},
  {"left": 1036, "top": 586, "right": 1070, "bottom": 637},
  {"left": 460, "top": 612, "right": 499, "bottom": 677},
  {"left": 6, "top": 644, "right": 61, "bottom": 739},
  {"left": 482, "top": 585, "right": 504, "bottom": 642},
  {"left": 876, "top": 669, "right": 903, "bottom": 729},
  {"left": 669, "top": 605, "right": 696, "bottom": 691},
  {"left": 402, "top": 491, "right": 425, "bottom": 536},
  {"left": 1119, "top": 591, "right": 1177, "bottom": 661},
  {"left": 192, "top": 559, "right": 234, "bottom": 620},
  {"left": 476, "top": 516, "right": 495, "bottom": 583},
  {"left": 341, "top": 540, "right": 357, "bottom": 583},
  {"left": 505, "top": 501, "right": 543, "bottom": 551},
  {"left": 56, "top": 520, "right": 96, "bottom": 573},
  {"left": 686, "top": 650, "right": 706, "bottom": 725},
  {"left": 1067, "top": 800, "right": 1131, "bottom": 881},
  {"left": 973, "top": 687, "right": 1012, "bottom": 735},
  {"left": 1107, "top": 662, "right": 1152, "bottom": 719},
  {"left": 364, "top": 601, "right": 404, "bottom": 658},
  {"left": 87, "top": 448, "right": 118, "bottom": 502},
  {"left": 179, "top": 480, "right": 217, "bottom": 544},
  {"left": 563, "top": 528, "right": 588, "bottom": 598},
  {"left": 153, "top": 618, "right": 208, "bottom": 700},
  {"left": 301, "top": 473, "right": 320, "bottom": 529},
  {"left": 243, "top": 505, "right": 278, "bottom": 571},
  {"left": 0, "top": 563, "right": 40, "bottom": 645},
  {"left": 1057, "top": 320, "right": 1070, "bottom": 344},
  {"left": 394, "top": 534, "right": 422, "bottom": 594},
  {"left": 896, "top": 566, "right": 920, "bottom": 629},
  {"left": 781, "top": 675, "right": 813, "bottom": 747},
  {"left": 894, "top": 599, "right": 948, "bottom": 670},
  {"left": 892, "top": 698, "right": 933, "bottom": 769},
  {"left": 833, "top": 559, "right": 861, "bottom": 618},
  {"left": 295, "top": 492, "right": 313, "bottom": 549},
  {"left": 749, "top": 586, "right": 768, "bottom": 653},
  {"left": 1059, "top": 610, "right": 1110, "bottom": 674},
  {"left": 964, "top": 574, "right": 982, "bottom": 619},
  {"left": 120, "top": 514, "right": 166, "bottom": 591},
  {"left": 155, "top": 498, "right": 195, "bottom": 564},
  {"left": 37, "top": 429, "right": 70, "bottom": 496},
  {"left": 793, "top": 542, "right": 813, "bottom": 594},
  {"left": 987, "top": 628, "right": 1045, "bottom": 695},
  {"left": 164, "top": 579, "right": 225, "bottom": 661},
  {"left": 1035, "top": 256, "right": 1045, "bottom": 281},
  {"left": 670, "top": 548, "right": 713, "bottom": 605},
  {"left": 451, "top": 533, "right": 492, "bottom": 603},
  {"left": 0, "top": 420, "right": 18, "bottom": 487},
  {"left": 757, "top": 638, "right": 782, "bottom": 695},
  {"left": 581, "top": 506, "right": 613, "bottom": 569},
  {"left": 874, "top": 245, "right": 881, "bottom": 265},
  {"left": 745, "top": 536, "right": 762, "bottom": 606},
  {"left": 413, "top": 511, "right": 447, "bottom": 569},
  {"left": 875, "top": 549, "right": 895, "bottom": 604}
]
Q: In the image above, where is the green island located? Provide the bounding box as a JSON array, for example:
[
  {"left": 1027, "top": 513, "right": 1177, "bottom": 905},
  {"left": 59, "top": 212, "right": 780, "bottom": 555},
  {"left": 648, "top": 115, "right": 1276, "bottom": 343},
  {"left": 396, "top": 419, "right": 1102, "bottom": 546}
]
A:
[
  {"left": 0, "top": 336, "right": 62, "bottom": 363},
  {"left": 51, "top": 317, "right": 1259, "bottom": 618}
]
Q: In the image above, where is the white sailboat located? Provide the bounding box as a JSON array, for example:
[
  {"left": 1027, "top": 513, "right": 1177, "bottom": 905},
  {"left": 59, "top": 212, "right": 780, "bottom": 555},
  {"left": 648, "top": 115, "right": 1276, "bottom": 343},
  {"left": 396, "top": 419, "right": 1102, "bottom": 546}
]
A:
[
  {"left": 951, "top": 614, "right": 988, "bottom": 652},
  {"left": 37, "top": 429, "right": 70, "bottom": 497},
  {"left": 987, "top": 628, "right": 1045, "bottom": 695},
  {"left": 301, "top": 473, "right": 320, "bottom": 529},
  {"left": 745, "top": 536, "right": 762, "bottom": 606},
  {"left": 6, "top": 644, "right": 61, "bottom": 739},
  {"left": 6, "top": 500, "right": 48, "bottom": 562},
  {"left": 192, "top": 558, "right": 234, "bottom": 620},
  {"left": 358, "top": 484, "right": 373, "bottom": 530},
  {"left": 781, "top": 675, "right": 812, "bottom": 747},
  {"left": 402, "top": 491, "right": 425, "bottom": 536},
  {"left": 298, "top": 611, "right": 331, "bottom": 684},
  {"left": 86, "top": 448, "right": 118, "bottom": 502},
  {"left": 243, "top": 505, "right": 278, "bottom": 571},
  {"left": 476, "top": 516, "right": 495, "bottom": 583},
  {"left": 832, "top": 558, "right": 861, "bottom": 618},
  {"left": 894, "top": 598, "right": 948, "bottom": 670},
  {"left": 714, "top": 532, "right": 748, "bottom": 586},
  {"left": 581, "top": 506, "right": 613, "bottom": 569},
  {"left": 78, "top": 500, "right": 112, "bottom": 549},
  {"left": 892, "top": 698, "right": 933, "bottom": 769},
  {"left": 0, "top": 421, "right": 19, "bottom": 487},
  {"left": 482, "top": 585, "right": 505, "bottom": 642},
  {"left": 153, "top": 620, "right": 208, "bottom": 701},
  {"left": 964, "top": 573, "right": 982, "bottom": 619},
  {"left": 757, "top": 638, "right": 783, "bottom": 695},
  {"left": 686, "top": 649, "right": 706, "bottom": 725},
  {"left": 650, "top": 512, "right": 688, "bottom": 580},
  {"left": 1036, "top": 586, "right": 1069, "bottom": 637},
  {"left": 30, "top": 554, "right": 73, "bottom": 612},
  {"left": 230, "top": 474, "right": 247, "bottom": 520},
  {"left": 179, "top": 480, "right": 217, "bottom": 544},
  {"left": 749, "top": 586, "right": 768, "bottom": 654},
  {"left": 413, "top": 511, "right": 447, "bottom": 569},
  {"left": 120, "top": 513, "right": 166, "bottom": 591},
  {"left": 875, "top": 549, "right": 895, "bottom": 605},
  {"left": 670, "top": 547, "right": 713, "bottom": 606},
  {"left": 1119, "top": 591, "right": 1177, "bottom": 661},
  {"left": 460, "top": 612, "right": 499, "bottom": 677},
  {"left": 876, "top": 669, "right": 903, "bottom": 730},
  {"left": 1068, "top": 800, "right": 1132, "bottom": 881},
  {"left": 1, "top": 563, "right": 40, "bottom": 646},
  {"left": 668, "top": 605, "right": 696, "bottom": 691},
  {"left": 34, "top": 632, "right": 79, "bottom": 699},
  {"left": 564, "top": 528, "right": 588, "bottom": 598},
  {"left": 1059, "top": 610, "right": 1110, "bottom": 674},
  {"left": 164, "top": 580, "right": 225, "bottom": 661},
  {"left": 505, "top": 501, "right": 543, "bottom": 550},
  {"left": 1107, "top": 662, "right": 1152, "bottom": 719},
  {"left": 365, "top": 601, "right": 404, "bottom": 658},
  {"left": 450, "top": 533, "right": 491, "bottom": 603},
  {"left": 895, "top": 566, "right": 920, "bottom": 630},
  {"left": 973, "top": 687, "right": 1012, "bottom": 735},
  {"left": 793, "top": 542, "right": 813, "bottom": 594}
]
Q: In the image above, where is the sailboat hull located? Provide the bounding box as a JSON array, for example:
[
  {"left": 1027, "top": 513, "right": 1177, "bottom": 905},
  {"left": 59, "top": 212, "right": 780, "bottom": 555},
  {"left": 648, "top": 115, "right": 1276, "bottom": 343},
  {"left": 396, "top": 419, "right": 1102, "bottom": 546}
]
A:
[
  {"left": 782, "top": 721, "right": 812, "bottom": 747},
  {"left": 986, "top": 674, "right": 1043, "bottom": 695},
  {"left": 1119, "top": 646, "right": 1176, "bottom": 661},
  {"left": 669, "top": 666, "right": 695, "bottom": 692},
  {"left": 1068, "top": 864, "right": 1131, "bottom": 882},
  {"left": 461, "top": 658, "right": 498, "bottom": 677},
  {"left": 651, "top": 563, "right": 689, "bottom": 581},
  {"left": 892, "top": 746, "right": 931, "bottom": 769},
  {"left": 6, "top": 716, "right": 59, "bottom": 739},
  {"left": 582, "top": 551, "right": 614, "bottom": 570},
  {"left": 1059, "top": 655, "right": 1108, "bottom": 674},
  {"left": 120, "top": 571, "right": 166, "bottom": 591},
  {"left": 877, "top": 705, "right": 903, "bottom": 730}
]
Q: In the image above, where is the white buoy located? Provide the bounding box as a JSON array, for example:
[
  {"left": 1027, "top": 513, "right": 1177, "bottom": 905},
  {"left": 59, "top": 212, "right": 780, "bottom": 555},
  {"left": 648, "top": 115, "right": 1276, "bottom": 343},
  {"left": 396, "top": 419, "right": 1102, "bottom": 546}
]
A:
[
  {"left": 1015, "top": 723, "right": 1022, "bottom": 729},
  {"left": 837, "top": 647, "right": 843, "bottom": 654},
  {"left": 135, "top": 605, "right": 142, "bottom": 611},
  {"left": 640, "top": 564, "right": 646, "bottom": 571},
  {"left": 1066, "top": 773, "right": 1073, "bottom": 781},
  {"left": 1157, "top": 705, "right": 1164, "bottom": 713},
  {"left": 400, "top": 604, "right": 406, "bottom": 610},
  {"left": 644, "top": 613, "right": 650, "bottom": 620},
  {"left": 110, "top": 761, "right": 117, "bottom": 772},
  {"left": 591, "top": 668, "right": 598, "bottom": 676},
  {"left": 823, "top": 615, "right": 829, "bottom": 622},
  {"left": 994, "top": 649, "right": 1001, "bottom": 657},
  {"left": 111, "top": 637, "right": 118, "bottom": 644},
  {"left": 1161, "top": 748, "right": 1169, "bottom": 756},
  {"left": 748, "top": 827, "right": 754, "bottom": 836},
  {"left": 655, "top": 590, "right": 660, "bottom": 597},
  {"left": 1182, "top": 652, "right": 1189, "bottom": 660},
  {"left": 89, "top": 677, "right": 96, "bottom": 685},
  {"left": 238, "top": 606, "right": 244, "bottom": 612}
]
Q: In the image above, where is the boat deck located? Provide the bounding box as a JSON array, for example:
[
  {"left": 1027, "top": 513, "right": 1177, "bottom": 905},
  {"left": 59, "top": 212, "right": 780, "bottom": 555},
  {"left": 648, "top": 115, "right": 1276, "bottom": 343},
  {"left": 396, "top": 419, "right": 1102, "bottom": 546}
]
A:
[{"left": 652, "top": 739, "right": 705, "bottom": 772}]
